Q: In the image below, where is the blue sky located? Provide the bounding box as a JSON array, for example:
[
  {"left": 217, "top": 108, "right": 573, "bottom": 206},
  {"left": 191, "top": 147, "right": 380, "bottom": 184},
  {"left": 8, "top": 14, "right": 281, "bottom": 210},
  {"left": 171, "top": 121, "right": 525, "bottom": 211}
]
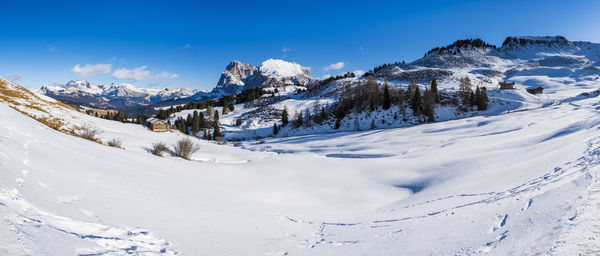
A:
[{"left": 1, "top": 0, "right": 599, "bottom": 90}]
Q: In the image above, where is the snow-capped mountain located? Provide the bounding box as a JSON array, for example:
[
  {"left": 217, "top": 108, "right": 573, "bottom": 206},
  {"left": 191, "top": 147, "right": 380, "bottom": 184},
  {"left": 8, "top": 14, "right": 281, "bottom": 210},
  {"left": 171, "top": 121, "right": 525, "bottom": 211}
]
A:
[
  {"left": 368, "top": 36, "right": 600, "bottom": 89},
  {"left": 196, "top": 59, "right": 313, "bottom": 98},
  {"left": 38, "top": 80, "right": 199, "bottom": 109}
]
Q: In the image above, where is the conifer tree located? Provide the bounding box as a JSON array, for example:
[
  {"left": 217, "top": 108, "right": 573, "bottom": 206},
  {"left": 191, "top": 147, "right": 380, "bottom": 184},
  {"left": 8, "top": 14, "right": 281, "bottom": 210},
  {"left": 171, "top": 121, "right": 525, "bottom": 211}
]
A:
[
  {"left": 431, "top": 79, "right": 439, "bottom": 103},
  {"left": 304, "top": 108, "right": 311, "bottom": 126},
  {"left": 459, "top": 76, "right": 472, "bottom": 104},
  {"left": 192, "top": 111, "right": 200, "bottom": 134},
  {"left": 370, "top": 119, "right": 376, "bottom": 130},
  {"left": 411, "top": 85, "right": 423, "bottom": 116},
  {"left": 383, "top": 82, "right": 391, "bottom": 110},
  {"left": 273, "top": 123, "right": 279, "bottom": 135},
  {"left": 236, "top": 118, "right": 242, "bottom": 127},
  {"left": 294, "top": 111, "right": 303, "bottom": 128},
  {"left": 199, "top": 112, "right": 205, "bottom": 128},
  {"left": 479, "top": 87, "right": 489, "bottom": 110},
  {"left": 474, "top": 86, "right": 482, "bottom": 109},
  {"left": 424, "top": 88, "right": 436, "bottom": 122},
  {"left": 281, "top": 107, "right": 289, "bottom": 126},
  {"left": 213, "top": 124, "right": 221, "bottom": 140},
  {"left": 213, "top": 111, "right": 219, "bottom": 125},
  {"left": 334, "top": 118, "right": 341, "bottom": 130}
]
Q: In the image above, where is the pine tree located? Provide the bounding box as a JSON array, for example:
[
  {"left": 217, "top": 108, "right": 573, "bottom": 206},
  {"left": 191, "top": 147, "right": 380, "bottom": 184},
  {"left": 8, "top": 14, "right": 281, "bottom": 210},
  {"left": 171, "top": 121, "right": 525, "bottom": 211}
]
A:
[
  {"left": 431, "top": 79, "right": 439, "bottom": 103},
  {"left": 411, "top": 85, "right": 422, "bottom": 116},
  {"left": 213, "top": 124, "right": 221, "bottom": 140},
  {"left": 236, "top": 118, "right": 242, "bottom": 127},
  {"left": 213, "top": 111, "right": 219, "bottom": 125},
  {"left": 370, "top": 119, "right": 376, "bottom": 130},
  {"left": 383, "top": 81, "right": 391, "bottom": 110},
  {"left": 273, "top": 123, "right": 279, "bottom": 135},
  {"left": 192, "top": 111, "right": 200, "bottom": 134},
  {"left": 304, "top": 108, "right": 311, "bottom": 126},
  {"left": 334, "top": 118, "right": 341, "bottom": 130},
  {"left": 479, "top": 87, "right": 489, "bottom": 110},
  {"left": 294, "top": 111, "right": 303, "bottom": 128},
  {"left": 186, "top": 114, "right": 192, "bottom": 127},
  {"left": 199, "top": 112, "right": 205, "bottom": 128},
  {"left": 423, "top": 88, "right": 435, "bottom": 122},
  {"left": 474, "top": 86, "right": 482, "bottom": 109},
  {"left": 281, "top": 107, "right": 289, "bottom": 126},
  {"left": 459, "top": 76, "right": 472, "bottom": 104}
]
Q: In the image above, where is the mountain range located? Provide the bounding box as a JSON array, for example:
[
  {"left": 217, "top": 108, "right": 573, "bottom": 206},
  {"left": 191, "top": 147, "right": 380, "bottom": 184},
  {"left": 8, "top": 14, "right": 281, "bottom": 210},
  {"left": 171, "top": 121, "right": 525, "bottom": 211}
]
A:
[{"left": 36, "top": 36, "right": 600, "bottom": 113}]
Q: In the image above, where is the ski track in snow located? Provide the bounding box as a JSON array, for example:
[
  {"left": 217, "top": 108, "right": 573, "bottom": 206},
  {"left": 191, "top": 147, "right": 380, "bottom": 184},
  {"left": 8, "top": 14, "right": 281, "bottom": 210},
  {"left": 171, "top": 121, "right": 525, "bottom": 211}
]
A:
[
  {"left": 0, "top": 189, "right": 180, "bottom": 255},
  {"left": 274, "top": 136, "right": 600, "bottom": 254}
]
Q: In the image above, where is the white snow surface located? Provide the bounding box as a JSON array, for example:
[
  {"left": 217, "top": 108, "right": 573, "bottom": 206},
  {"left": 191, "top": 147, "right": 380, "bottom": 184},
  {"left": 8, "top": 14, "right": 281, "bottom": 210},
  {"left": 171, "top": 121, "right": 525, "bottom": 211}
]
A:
[
  {"left": 2, "top": 79, "right": 600, "bottom": 254},
  {"left": 260, "top": 59, "right": 310, "bottom": 79}
]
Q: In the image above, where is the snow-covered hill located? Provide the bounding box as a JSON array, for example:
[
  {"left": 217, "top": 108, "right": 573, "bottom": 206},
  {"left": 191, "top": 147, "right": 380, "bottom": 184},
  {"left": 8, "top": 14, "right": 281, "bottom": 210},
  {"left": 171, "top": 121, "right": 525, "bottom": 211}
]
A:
[
  {"left": 38, "top": 80, "right": 199, "bottom": 109},
  {"left": 2, "top": 77, "right": 600, "bottom": 254}
]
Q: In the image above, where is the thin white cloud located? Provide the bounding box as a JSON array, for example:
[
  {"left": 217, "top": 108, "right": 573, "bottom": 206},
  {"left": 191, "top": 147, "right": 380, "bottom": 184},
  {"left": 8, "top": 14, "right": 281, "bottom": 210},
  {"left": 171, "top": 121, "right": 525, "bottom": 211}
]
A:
[
  {"left": 72, "top": 64, "right": 112, "bottom": 77},
  {"left": 184, "top": 43, "right": 191, "bottom": 49},
  {"left": 154, "top": 72, "right": 179, "bottom": 79},
  {"left": 282, "top": 47, "right": 292, "bottom": 52},
  {"left": 112, "top": 66, "right": 151, "bottom": 80},
  {"left": 324, "top": 62, "right": 345, "bottom": 71},
  {"left": 5, "top": 73, "right": 22, "bottom": 81},
  {"left": 112, "top": 66, "right": 179, "bottom": 80},
  {"left": 107, "top": 56, "right": 117, "bottom": 62},
  {"left": 353, "top": 70, "right": 365, "bottom": 76}
]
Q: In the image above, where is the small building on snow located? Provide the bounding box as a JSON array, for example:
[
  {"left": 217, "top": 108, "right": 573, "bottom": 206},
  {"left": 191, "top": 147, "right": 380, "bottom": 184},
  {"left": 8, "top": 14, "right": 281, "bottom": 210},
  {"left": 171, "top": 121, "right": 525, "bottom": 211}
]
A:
[
  {"left": 149, "top": 119, "right": 169, "bottom": 132},
  {"left": 499, "top": 81, "right": 515, "bottom": 89}
]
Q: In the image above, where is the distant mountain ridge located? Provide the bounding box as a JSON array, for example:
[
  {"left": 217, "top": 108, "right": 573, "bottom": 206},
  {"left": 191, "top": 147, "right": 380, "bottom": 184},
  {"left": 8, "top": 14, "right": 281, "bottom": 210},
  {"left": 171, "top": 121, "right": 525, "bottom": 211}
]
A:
[
  {"left": 38, "top": 59, "right": 313, "bottom": 109},
  {"left": 38, "top": 80, "right": 200, "bottom": 109}
]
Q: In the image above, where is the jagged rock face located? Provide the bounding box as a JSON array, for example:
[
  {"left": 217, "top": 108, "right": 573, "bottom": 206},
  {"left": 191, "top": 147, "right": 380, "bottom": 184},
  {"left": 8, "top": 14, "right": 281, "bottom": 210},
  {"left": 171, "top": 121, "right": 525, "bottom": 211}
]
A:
[
  {"left": 212, "top": 59, "right": 313, "bottom": 95},
  {"left": 502, "top": 36, "right": 569, "bottom": 48},
  {"left": 215, "top": 61, "right": 259, "bottom": 94}
]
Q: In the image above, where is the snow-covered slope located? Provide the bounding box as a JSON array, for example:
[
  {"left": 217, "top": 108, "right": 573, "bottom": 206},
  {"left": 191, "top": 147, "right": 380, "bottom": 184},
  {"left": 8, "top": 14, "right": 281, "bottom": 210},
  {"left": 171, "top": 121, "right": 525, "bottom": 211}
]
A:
[
  {"left": 2, "top": 78, "right": 600, "bottom": 254},
  {"left": 38, "top": 80, "right": 199, "bottom": 109}
]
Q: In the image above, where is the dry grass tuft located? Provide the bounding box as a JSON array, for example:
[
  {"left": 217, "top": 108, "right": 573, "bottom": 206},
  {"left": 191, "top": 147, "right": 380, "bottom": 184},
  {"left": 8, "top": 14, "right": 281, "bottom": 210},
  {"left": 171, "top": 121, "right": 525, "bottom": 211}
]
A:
[
  {"left": 151, "top": 142, "right": 168, "bottom": 156},
  {"left": 107, "top": 138, "right": 123, "bottom": 148},
  {"left": 172, "top": 138, "right": 200, "bottom": 160}
]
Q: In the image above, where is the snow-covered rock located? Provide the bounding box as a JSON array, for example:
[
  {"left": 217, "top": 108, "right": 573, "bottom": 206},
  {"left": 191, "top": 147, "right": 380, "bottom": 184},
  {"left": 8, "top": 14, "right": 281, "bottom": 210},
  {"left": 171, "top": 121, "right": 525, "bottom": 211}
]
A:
[{"left": 206, "top": 59, "right": 313, "bottom": 97}]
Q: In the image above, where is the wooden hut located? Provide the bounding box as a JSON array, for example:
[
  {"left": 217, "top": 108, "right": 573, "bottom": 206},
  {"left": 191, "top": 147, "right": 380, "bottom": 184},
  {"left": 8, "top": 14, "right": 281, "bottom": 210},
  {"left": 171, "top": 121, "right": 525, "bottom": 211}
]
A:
[
  {"left": 499, "top": 81, "right": 515, "bottom": 89},
  {"left": 526, "top": 87, "right": 543, "bottom": 94},
  {"left": 150, "top": 120, "right": 169, "bottom": 132}
]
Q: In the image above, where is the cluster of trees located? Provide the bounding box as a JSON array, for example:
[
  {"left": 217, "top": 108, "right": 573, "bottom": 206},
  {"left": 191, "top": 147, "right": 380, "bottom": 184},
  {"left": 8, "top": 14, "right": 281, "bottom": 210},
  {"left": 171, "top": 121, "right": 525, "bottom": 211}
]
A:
[
  {"left": 459, "top": 76, "right": 488, "bottom": 110},
  {"left": 332, "top": 76, "right": 403, "bottom": 122},
  {"left": 171, "top": 106, "right": 222, "bottom": 140},
  {"left": 156, "top": 100, "right": 235, "bottom": 120},
  {"left": 89, "top": 110, "right": 149, "bottom": 124},
  {"left": 425, "top": 38, "right": 497, "bottom": 56}
]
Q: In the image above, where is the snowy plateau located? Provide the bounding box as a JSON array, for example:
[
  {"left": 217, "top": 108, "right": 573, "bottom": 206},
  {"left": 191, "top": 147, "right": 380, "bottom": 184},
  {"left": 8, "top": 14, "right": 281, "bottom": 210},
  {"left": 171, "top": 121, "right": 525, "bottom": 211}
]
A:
[{"left": 1, "top": 36, "right": 600, "bottom": 255}]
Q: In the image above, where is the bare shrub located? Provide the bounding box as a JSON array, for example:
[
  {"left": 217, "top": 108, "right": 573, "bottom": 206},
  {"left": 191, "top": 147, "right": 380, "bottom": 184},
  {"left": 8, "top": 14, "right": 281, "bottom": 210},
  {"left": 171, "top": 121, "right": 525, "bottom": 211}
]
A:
[
  {"left": 106, "top": 138, "right": 122, "bottom": 148},
  {"left": 80, "top": 125, "right": 99, "bottom": 141},
  {"left": 151, "top": 142, "right": 168, "bottom": 156},
  {"left": 172, "top": 138, "right": 200, "bottom": 160}
]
